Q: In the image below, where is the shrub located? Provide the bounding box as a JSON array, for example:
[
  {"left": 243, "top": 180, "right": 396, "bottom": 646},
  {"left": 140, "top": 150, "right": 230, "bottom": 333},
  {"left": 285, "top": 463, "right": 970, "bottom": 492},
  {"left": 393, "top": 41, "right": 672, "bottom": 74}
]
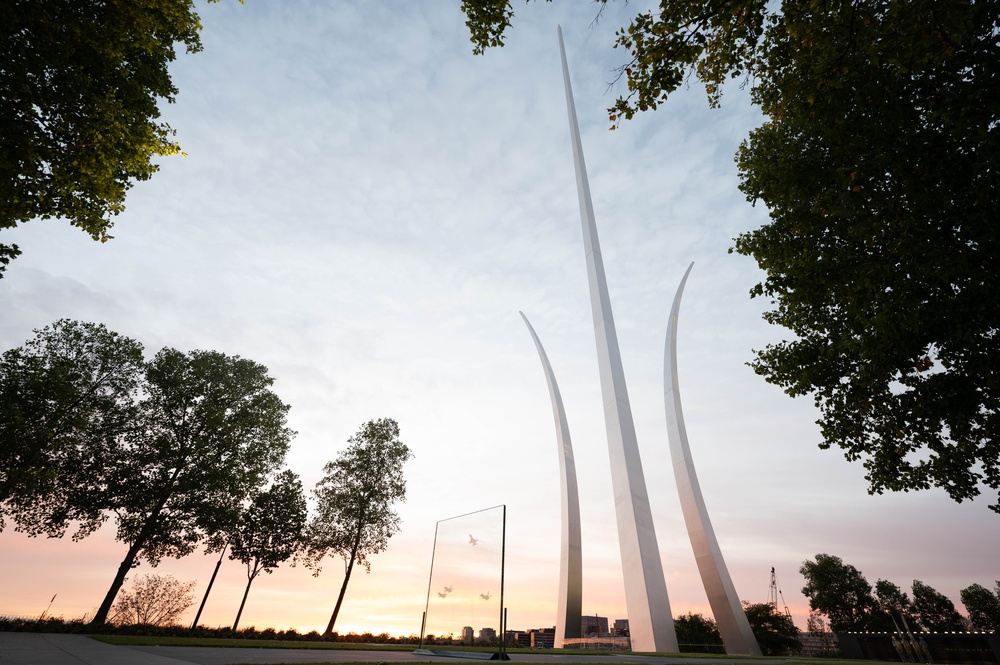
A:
[{"left": 109, "top": 574, "right": 196, "bottom": 627}]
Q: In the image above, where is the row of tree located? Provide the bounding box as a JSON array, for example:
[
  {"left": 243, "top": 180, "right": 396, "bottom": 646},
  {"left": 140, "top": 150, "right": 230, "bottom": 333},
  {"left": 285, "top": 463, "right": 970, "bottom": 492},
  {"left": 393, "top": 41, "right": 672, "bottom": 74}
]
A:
[
  {"left": 800, "top": 553, "right": 1000, "bottom": 633},
  {"left": 202, "top": 417, "right": 411, "bottom": 636},
  {"left": 0, "top": 320, "right": 412, "bottom": 633},
  {"left": 675, "top": 604, "right": 801, "bottom": 656},
  {"left": 676, "top": 554, "right": 1000, "bottom": 657}
]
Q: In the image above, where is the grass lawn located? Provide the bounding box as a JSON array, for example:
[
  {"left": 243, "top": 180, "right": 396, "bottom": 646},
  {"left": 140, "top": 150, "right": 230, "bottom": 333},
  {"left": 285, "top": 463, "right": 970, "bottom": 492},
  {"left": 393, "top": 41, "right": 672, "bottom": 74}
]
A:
[
  {"left": 94, "top": 635, "right": 415, "bottom": 650},
  {"left": 93, "top": 636, "right": 879, "bottom": 665}
]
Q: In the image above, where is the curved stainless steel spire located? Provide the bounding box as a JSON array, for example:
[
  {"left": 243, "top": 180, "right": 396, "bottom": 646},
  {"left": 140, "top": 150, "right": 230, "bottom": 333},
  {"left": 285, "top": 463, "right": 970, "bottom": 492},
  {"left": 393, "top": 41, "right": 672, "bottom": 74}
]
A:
[
  {"left": 520, "top": 312, "right": 583, "bottom": 649},
  {"left": 558, "top": 26, "right": 677, "bottom": 653},
  {"left": 664, "top": 264, "right": 762, "bottom": 656}
]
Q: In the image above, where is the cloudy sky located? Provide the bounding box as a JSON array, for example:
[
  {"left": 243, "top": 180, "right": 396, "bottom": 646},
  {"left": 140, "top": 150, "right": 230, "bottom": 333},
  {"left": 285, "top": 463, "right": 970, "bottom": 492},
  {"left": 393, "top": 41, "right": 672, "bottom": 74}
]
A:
[{"left": 1, "top": 0, "right": 996, "bottom": 638}]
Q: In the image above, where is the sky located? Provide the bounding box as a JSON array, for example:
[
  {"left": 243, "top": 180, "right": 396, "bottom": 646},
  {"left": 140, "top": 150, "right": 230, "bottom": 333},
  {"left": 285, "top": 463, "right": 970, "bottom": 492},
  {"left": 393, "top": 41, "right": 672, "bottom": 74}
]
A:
[{"left": 1, "top": 0, "right": 997, "bottom": 639}]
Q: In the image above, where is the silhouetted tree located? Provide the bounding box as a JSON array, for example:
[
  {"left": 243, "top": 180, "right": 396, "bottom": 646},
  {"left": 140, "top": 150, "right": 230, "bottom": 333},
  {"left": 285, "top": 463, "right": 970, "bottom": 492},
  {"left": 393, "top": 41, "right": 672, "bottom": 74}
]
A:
[
  {"left": 0, "top": 320, "right": 143, "bottom": 533},
  {"left": 875, "top": 579, "right": 918, "bottom": 630},
  {"left": 0, "top": 320, "right": 295, "bottom": 626},
  {"left": 961, "top": 582, "right": 1000, "bottom": 631},
  {"left": 742, "top": 603, "right": 800, "bottom": 656},
  {"left": 800, "top": 554, "right": 882, "bottom": 632},
  {"left": 229, "top": 470, "right": 308, "bottom": 631},
  {"left": 302, "top": 418, "right": 412, "bottom": 636},
  {"left": 912, "top": 580, "right": 967, "bottom": 632},
  {"left": 109, "top": 574, "right": 196, "bottom": 626},
  {"left": 673, "top": 612, "right": 722, "bottom": 651}
]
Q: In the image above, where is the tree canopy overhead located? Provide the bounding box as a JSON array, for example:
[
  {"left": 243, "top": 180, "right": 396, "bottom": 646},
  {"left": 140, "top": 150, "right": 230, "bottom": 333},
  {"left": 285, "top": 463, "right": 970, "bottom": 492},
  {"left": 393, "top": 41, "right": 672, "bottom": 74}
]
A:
[
  {"left": 460, "top": 0, "right": 1000, "bottom": 513},
  {"left": 0, "top": 0, "right": 223, "bottom": 277}
]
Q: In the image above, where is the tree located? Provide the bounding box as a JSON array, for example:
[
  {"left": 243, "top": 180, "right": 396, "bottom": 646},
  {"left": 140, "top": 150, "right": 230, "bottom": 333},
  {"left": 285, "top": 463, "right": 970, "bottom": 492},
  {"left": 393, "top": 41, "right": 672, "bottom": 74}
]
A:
[
  {"left": 301, "top": 418, "right": 413, "bottom": 636},
  {"left": 799, "top": 554, "right": 883, "bottom": 632},
  {"left": 673, "top": 612, "right": 722, "bottom": 651},
  {"left": 0, "top": 320, "right": 143, "bottom": 534},
  {"left": 0, "top": 244, "right": 19, "bottom": 279},
  {"left": 108, "top": 574, "right": 196, "bottom": 626},
  {"left": 732, "top": 1, "right": 1000, "bottom": 515},
  {"left": 960, "top": 582, "right": 1000, "bottom": 631},
  {"left": 460, "top": 2, "right": 1000, "bottom": 514},
  {"left": 229, "top": 469, "right": 308, "bottom": 631},
  {"left": 91, "top": 347, "right": 294, "bottom": 625},
  {"left": 0, "top": 321, "right": 294, "bottom": 626},
  {"left": 742, "top": 603, "right": 800, "bottom": 656},
  {"left": 875, "top": 579, "right": 920, "bottom": 630},
  {"left": 0, "top": 0, "right": 223, "bottom": 278},
  {"left": 911, "top": 580, "right": 967, "bottom": 632}
]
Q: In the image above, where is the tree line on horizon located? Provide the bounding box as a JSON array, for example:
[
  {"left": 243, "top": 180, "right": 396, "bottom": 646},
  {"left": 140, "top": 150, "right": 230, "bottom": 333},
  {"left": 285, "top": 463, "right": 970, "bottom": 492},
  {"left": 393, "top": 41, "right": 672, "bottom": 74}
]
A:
[
  {"left": 676, "top": 553, "right": 1000, "bottom": 658},
  {"left": 674, "top": 604, "right": 801, "bottom": 657},
  {"left": 800, "top": 553, "right": 1000, "bottom": 634},
  {"left": 0, "top": 320, "right": 413, "bottom": 635},
  {"left": 0, "top": 609, "right": 423, "bottom": 644}
]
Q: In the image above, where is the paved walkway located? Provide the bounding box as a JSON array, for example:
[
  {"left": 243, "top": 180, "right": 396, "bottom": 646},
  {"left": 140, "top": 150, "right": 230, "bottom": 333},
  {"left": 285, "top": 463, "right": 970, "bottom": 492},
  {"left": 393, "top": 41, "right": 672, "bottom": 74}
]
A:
[
  {"left": 0, "top": 633, "right": 789, "bottom": 665},
  {"left": 0, "top": 633, "right": 192, "bottom": 665}
]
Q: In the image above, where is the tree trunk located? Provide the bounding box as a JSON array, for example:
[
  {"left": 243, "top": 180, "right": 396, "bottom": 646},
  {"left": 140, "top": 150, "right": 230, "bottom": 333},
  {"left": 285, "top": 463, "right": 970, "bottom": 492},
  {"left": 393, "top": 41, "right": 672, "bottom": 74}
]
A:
[
  {"left": 90, "top": 536, "right": 146, "bottom": 625},
  {"left": 324, "top": 538, "right": 361, "bottom": 636},
  {"left": 232, "top": 573, "right": 256, "bottom": 632},
  {"left": 90, "top": 483, "right": 176, "bottom": 625},
  {"left": 192, "top": 541, "right": 229, "bottom": 629}
]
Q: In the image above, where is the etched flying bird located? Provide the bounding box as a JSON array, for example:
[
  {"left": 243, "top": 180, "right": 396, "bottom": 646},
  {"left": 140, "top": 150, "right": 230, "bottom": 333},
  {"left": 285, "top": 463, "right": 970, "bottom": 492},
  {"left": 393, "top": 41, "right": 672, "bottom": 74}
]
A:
[
  {"left": 468, "top": 534, "right": 479, "bottom": 546},
  {"left": 480, "top": 592, "right": 491, "bottom": 600}
]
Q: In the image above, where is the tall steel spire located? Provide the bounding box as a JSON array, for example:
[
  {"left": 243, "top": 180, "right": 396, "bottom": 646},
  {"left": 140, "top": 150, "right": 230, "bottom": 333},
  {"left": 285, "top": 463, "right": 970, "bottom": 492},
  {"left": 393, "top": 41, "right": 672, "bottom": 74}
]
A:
[
  {"left": 558, "top": 26, "right": 677, "bottom": 653},
  {"left": 664, "top": 264, "right": 762, "bottom": 656},
  {"left": 520, "top": 312, "right": 583, "bottom": 648}
]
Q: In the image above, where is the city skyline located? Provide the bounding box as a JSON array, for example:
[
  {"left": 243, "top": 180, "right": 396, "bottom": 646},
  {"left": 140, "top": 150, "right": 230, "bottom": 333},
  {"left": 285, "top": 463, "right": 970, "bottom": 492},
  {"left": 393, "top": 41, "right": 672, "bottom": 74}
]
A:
[{"left": 1, "top": 0, "right": 997, "bottom": 639}]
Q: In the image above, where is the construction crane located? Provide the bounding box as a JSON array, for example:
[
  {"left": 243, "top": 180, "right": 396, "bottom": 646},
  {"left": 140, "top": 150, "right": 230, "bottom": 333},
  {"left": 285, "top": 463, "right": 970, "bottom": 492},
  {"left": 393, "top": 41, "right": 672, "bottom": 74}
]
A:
[{"left": 768, "top": 567, "right": 792, "bottom": 618}]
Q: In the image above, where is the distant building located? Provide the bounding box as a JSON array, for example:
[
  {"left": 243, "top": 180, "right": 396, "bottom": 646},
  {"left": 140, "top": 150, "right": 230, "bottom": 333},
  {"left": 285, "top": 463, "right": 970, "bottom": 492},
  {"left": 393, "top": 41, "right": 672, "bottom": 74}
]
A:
[
  {"left": 563, "top": 617, "right": 631, "bottom": 651},
  {"left": 581, "top": 615, "right": 609, "bottom": 636},
  {"left": 478, "top": 627, "right": 497, "bottom": 641},
  {"left": 505, "top": 631, "right": 531, "bottom": 647},
  {"left": 613, "top": 619, "right": 629, "bottom": 636},
  {"left": 530, "top": 627, "right": 555, "bottom": 649},
  {"left": 461, "top": 626, "right": 474, "bottom": 644}
]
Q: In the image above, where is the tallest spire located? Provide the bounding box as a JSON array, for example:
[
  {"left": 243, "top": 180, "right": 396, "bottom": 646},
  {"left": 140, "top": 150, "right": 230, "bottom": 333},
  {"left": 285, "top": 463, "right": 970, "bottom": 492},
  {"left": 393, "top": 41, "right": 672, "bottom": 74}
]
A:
[{"left": 557, "top": 26, "right": 678, "bottom": 654}]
